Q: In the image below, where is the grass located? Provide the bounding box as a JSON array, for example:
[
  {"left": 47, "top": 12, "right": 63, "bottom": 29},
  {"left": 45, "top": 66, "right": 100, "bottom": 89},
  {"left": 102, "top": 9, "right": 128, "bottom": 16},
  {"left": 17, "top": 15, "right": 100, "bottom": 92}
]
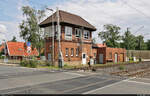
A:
[{"left": 37, "top": 65, "right": 60, "bottom": 70}]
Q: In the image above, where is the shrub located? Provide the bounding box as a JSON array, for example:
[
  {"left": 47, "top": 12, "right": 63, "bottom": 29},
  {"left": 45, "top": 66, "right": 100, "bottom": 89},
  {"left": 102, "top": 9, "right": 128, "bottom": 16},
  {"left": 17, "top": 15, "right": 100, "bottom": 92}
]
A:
[
  {"left": 45, "top": 61, "right": 51, "bottom": 66},
  {"left": 139, "top": 58, "right": 142, "bottom": 62},
  {"left": 129, "top": 57, "right": 133, "bottom": 61},
  {"left": 20, "top": 60, "right": 38, "bottom": 68},
  {"left": 119, "top": 65, "right": 125, "bottom": 70}
]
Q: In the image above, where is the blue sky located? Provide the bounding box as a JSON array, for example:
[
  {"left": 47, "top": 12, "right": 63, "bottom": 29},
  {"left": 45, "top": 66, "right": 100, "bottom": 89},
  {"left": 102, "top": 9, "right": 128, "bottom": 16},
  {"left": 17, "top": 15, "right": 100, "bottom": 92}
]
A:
[{"left": 0, "top": 0, "right": 150, "bottom": 43}]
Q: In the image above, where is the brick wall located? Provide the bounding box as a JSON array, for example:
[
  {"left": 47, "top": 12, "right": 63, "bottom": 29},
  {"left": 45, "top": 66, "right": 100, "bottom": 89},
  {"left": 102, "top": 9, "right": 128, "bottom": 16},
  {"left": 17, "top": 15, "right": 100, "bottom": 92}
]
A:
[
  {"left": 97, "top": 47, "right": 126, "bottom": 64},
  {"left": 45, "top": 24, "right": 93, "bottom": 65}
]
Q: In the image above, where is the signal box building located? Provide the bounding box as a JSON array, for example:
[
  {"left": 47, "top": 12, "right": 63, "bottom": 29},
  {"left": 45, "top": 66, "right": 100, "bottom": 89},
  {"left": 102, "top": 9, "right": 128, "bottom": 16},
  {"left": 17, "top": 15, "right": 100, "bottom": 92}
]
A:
[{"left": 40, "top": 10, "right": 126, "bottom": 65}]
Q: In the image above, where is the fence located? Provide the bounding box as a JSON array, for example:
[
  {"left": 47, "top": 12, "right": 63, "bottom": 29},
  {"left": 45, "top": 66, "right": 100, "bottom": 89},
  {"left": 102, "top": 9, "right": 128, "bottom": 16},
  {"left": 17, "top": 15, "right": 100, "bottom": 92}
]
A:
[{"left": 127, "top": 50, "right": 150, "bottom": 59}]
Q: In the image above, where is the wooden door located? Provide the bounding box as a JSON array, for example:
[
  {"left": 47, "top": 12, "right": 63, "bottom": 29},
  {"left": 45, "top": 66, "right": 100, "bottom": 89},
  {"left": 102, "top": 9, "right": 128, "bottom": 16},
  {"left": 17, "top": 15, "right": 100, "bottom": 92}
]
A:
[{"left": 120, "top": 53, "right": 124, "bottom": 62}]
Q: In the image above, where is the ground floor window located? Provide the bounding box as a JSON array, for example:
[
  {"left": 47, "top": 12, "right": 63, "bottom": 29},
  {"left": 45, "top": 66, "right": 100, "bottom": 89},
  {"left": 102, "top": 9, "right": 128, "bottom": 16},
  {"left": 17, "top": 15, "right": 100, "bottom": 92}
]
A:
[
  {"left": 76, "top": 48, "right": 79, "bottom": 56},
  {"left": 71, "top": 48, "right": 74, "bottom": 56},
  {"left": 66, "top": 48, "right": 69, "bottom": 56}
]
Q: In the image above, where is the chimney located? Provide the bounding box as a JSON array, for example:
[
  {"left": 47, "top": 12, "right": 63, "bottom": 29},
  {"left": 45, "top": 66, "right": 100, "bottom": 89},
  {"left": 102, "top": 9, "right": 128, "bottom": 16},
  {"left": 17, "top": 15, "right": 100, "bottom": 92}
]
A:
[{"left": 103, "top": 43, "right": 106, "bottom": 47}]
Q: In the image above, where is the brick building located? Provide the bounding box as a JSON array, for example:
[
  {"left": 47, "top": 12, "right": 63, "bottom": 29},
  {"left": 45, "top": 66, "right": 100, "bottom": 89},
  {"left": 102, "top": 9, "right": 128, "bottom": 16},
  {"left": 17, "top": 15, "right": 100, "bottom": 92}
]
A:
[
  {"left": 40, "top": 10, "right": 126, "bottom": 65},
  {"left": 0, "top": 42, "right": 39, "bottom": 60},
  {"left": 40, "top": 10, "right": 96, "bottom": 65},
  {"left": 93, "top": 44, "right": 126, "bottom": 64}
]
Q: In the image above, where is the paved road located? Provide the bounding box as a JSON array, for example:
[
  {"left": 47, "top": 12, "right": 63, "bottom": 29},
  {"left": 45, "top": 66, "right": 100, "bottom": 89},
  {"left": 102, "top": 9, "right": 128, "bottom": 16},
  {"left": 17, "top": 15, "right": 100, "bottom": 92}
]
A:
[{"left": 0, "top": 65, "right": 150, "bottom": 94}]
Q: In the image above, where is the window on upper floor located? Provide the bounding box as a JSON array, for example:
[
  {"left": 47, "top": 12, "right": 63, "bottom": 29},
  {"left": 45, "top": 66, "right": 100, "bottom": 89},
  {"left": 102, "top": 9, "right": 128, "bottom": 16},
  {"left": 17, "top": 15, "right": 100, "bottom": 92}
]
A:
[
  {"left": 65, "top": 26, "right": 72, "bottom": 40},
  {"left": 44, "top": 26, "right": 53, "bottom": 37},
  {"left": 75, "top": 28, "right": 81, "bottom": 38},
  {"left": 44, "top": 25, "right": 62, "bottom": 38},
  {"left": 83, "top": 30, "right": 90, "bottom": 39}
]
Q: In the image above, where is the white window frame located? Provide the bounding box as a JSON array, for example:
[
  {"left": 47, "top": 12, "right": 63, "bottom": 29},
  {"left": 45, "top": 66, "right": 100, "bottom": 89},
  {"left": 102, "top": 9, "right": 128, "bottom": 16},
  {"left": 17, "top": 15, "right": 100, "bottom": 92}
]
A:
[
  {"left": 76, "top": 48, "right": 79, "bottom": 56},
  {"left": 71, "top": 48, "right": 74, "bottom": 57},
  {"left": 65, "top": 26, "right": 72, "bottom": 40},
  {"left": 83, "top": 30, "right": 90, "bottom": 39},
  {"left": 66, "top": 48, "right": 69, "bottom": 57},
  {"left": 75, "top": 28, "right": 81, "bottom": 38}
]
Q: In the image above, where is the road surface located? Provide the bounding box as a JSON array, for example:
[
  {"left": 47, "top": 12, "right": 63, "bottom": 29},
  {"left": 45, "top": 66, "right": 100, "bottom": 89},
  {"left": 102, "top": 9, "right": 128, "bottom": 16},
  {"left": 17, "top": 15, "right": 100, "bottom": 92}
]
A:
[{"left": 0, "top": 65, "right": 150, "bottom": 94}]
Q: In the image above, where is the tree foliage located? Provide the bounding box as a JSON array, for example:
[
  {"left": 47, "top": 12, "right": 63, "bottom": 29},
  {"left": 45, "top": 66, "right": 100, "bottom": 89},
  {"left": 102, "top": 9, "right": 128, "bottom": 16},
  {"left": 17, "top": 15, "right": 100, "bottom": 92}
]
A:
[
  {"left": 146, "top": 40, "right": 150, "bottom": 50},
  {"left": 122, "top": 28, "right": 137, "bottom": 50},
  {"left": 19, "top": 6, "right": 45, "bottom": 56},
  {"left": 11, "top": 36, "right": 17, "bottom": 42},
  {"left": 98, "top": 24, "right": 149, "bottom": 50},
  {"left": 98, "top": 24, "right": 121, "bottom": 48},
  {"left": 135, "top": 35, "right": 147, "bottom": 50}
]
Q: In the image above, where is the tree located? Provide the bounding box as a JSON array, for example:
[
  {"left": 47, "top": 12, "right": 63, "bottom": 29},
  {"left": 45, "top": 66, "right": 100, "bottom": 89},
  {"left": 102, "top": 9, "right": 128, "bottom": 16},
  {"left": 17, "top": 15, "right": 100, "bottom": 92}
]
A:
[
  {"left": 11, "top": 36, "right": 17, "bottom": 42},
  {"left": 122, "top": 28, "right": 137, "bottom": 50},
  {"left": 19, "top": 6, "right": 45, "bottom": 56},
  {"left": 135, "top": 35, "right": 147, "bottom": 50},
  {"left": 98, "top": 24, "right": 121, "bottom": 48},
  {"left": 146, "top": 40, "right": 150, "bottom": 50}
]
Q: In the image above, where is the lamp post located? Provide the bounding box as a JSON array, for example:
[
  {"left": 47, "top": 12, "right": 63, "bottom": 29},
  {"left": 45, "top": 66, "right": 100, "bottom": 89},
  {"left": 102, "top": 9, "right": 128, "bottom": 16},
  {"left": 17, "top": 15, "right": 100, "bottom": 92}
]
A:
[{"left": 46, "top": 8, "right": 55, "bottom": 66}]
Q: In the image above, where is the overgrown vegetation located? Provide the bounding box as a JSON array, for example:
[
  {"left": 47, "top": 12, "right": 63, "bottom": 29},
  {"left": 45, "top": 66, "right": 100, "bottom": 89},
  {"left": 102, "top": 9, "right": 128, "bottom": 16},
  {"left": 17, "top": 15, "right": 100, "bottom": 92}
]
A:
[
  {"left": 99, "top": 24, "right": 150, "bottom": 50},
  {"left": 119, "top": 65, "right": 125, "bottom": 70},
  {"left": 20, "top": 60, "right": 38, "bottom": 68}
]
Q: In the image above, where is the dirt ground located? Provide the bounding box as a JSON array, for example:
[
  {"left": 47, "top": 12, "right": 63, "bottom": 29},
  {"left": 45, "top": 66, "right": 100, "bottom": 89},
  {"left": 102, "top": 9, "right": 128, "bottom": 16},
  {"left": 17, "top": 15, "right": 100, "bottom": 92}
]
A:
[{"left": 95, "top": 61, "right": 150, "bottom": 78}]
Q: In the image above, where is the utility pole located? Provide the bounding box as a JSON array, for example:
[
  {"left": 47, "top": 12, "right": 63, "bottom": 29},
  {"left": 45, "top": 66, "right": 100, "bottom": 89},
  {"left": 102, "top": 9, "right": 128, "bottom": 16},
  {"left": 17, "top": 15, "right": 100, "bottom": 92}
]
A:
[
  {"left": 46, "top": 8, "right": 55, "bottom": 66},
  {"left": 57, "top": 7, "right": 64, "bottom": 68}
]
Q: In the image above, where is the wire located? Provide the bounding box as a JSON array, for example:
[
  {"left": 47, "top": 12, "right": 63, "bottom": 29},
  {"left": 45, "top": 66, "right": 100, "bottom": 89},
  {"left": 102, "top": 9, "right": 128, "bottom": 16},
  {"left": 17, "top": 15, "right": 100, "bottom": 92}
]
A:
[{"left": 121, "top": 0, "right": 150, "bottom": 20}]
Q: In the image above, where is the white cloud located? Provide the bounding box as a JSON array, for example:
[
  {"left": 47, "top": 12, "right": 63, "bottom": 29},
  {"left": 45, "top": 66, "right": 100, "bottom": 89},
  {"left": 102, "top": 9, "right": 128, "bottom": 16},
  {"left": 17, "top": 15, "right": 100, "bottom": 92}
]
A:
[
  {"left": 0, "top": 24, "right": 7, "bottom": 33},
  {"left": 48, "top": 0, "right": 150, "bottom": 43},
  {"left": 0, "top": 21, "right": 23, "bottom": 42}
]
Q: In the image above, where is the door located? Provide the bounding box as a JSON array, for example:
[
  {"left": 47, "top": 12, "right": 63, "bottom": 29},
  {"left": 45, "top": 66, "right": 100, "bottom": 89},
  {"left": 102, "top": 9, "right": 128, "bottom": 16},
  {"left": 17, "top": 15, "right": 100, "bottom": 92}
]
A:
[
  {"left": 120, "top": 53, "right": 124, "bottom": 62},
  {"left": 99, "top": 54, "right": 103, "bottom": 64},
  {"left": 115, "top": 53, "right": 118, "bottom": 63},
  {"left": 82, "top": 53, "right": 86, "bottom": 65}
]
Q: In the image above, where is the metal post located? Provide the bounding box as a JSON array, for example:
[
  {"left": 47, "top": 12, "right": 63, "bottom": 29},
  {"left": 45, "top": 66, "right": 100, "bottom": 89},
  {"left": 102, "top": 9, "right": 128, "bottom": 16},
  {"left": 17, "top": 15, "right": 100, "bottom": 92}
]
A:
[
  {"left": 56, "top": 7, "right": 63, "bottom": 68},
  {"left": 46, "top": 8, "right": 55, "bottom": 66},
  {"left": 52, "top": 10, "right": 55, "bottom": 66}
]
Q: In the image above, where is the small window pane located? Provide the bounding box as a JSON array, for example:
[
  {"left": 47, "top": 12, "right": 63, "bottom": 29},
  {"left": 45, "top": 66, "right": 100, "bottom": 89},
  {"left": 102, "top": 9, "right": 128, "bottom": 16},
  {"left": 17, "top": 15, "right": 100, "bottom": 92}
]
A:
[
  {"left": 71, "top": 48, "right": 74, "bottom": 56},
  {"left": 66, "top": 48, "right": 69, "bottom": 56}
]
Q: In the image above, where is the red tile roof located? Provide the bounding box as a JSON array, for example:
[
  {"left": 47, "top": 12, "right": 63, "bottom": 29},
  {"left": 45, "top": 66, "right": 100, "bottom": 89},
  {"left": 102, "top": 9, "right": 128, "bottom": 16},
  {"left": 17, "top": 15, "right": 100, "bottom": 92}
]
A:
[
  {"left": 0, "top": 44, "right": 4, "bottom": 52},
  {"left": 39, "top": 10, "right": 96, "bottom": 31},
  {"left": 6, "top": 42, "right": 39, "bottom": 56}
]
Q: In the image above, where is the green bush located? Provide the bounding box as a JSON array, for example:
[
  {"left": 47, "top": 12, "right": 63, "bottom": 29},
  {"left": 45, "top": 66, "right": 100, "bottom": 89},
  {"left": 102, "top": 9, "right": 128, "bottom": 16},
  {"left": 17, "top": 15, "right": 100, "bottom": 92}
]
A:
[
  {"left": 119, "top": 65, "right": 125, "bottom": 70},
  {"left": 139, "top": 58, "right": 142, "bottom": 62},
  {"left": 0, "top": 56, "right": 4, "bottom": 59},
  {"left": 45, "top": 61, "right": 51, "bottom": 66},
  {"left": 20, "top": 60, "right": 38, "bottom": 68},
  {"left": 129, "top": 57, "right": 133, "bottom": 61}
]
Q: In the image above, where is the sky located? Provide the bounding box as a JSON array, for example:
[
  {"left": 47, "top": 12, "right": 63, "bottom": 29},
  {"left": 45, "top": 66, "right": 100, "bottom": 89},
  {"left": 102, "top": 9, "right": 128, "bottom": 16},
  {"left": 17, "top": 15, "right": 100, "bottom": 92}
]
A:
[{"left": 0, "top": 0, "right": 150, "bottom": 44}]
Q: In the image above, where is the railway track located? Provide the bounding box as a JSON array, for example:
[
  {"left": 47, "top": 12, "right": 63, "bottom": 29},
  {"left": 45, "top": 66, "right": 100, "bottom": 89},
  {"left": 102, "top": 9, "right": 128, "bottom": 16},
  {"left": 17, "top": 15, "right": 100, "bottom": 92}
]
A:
[{"left": 110, "top": 67, "right": 150, "bottom": 78}]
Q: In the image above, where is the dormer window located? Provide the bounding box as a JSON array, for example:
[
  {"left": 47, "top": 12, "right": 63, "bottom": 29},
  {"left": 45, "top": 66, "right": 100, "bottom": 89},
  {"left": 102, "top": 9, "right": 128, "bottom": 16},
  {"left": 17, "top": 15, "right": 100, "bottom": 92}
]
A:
[
  {"left": 75, "top": 28, "right": 81, "bottom": 38},
  {"left": 84, "top": 30, "right": 90, "bottom": 39},
  {"left": 65, "top": 26, "right": 72, "bottom": 40}
]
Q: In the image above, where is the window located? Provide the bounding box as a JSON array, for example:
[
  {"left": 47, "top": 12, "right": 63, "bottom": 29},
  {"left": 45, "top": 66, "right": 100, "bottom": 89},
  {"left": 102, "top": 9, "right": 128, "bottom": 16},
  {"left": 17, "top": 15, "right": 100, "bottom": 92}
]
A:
[
  {"left": 76, "top": 48, "right": 79, "bottom": 56},
  {"left": 65, "top": 26, "right": 72, "bottom": 40},
  {"left": 71, "top": 48, "right": 74, "bottom": 56},
  {"left": 84, "top": 30, "right": 90, "bottom": 39},
  {"left": 66, "top": 48, "right": 69, "bottom": 56},
  {"left": 94, "top": 53, "right": 96, "bottom": 57},
  {"left": 54, "top": 25, "right": 61, "bottom": 39},
  {"left": 44, "top": 26, "right": 53, "bottom": 37},
  {"left": 109, "top": 52, "right": 112, "bottom": 59},
  {"left": 75, "top": 28, "right": 81, "bottom": 38}
]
